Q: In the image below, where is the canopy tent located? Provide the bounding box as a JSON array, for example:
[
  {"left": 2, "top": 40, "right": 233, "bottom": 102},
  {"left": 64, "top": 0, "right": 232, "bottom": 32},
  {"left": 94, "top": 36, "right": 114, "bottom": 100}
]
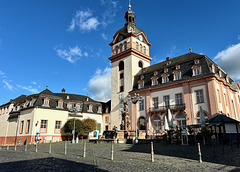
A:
[{"left": 206, "top": 114, "right": 240, "bottom": 145}]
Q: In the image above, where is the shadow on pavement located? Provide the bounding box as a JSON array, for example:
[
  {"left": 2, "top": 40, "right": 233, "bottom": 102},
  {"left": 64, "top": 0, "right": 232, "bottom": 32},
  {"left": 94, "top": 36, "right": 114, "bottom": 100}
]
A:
[
  {"left": 0, "top": 157, "right": 108, "bottom": 172},
  {"left": 122, "top": 142, "right": 240, "bottom": 168}
]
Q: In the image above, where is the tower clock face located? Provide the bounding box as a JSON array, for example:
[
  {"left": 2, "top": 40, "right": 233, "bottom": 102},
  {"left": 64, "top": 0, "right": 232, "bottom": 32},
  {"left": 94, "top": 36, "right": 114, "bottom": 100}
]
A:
[
  {"left": 138, "top": 35, "right": 143, "bottom": 42},
  {"left": 118, "top": 35, "right": 123, "bottom": 41}
]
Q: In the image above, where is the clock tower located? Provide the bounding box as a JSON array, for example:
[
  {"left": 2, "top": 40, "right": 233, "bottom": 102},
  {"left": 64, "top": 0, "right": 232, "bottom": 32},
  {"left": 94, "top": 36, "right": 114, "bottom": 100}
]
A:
[{"left": 109, "top": 3, "right": 152, "bottom": 130}]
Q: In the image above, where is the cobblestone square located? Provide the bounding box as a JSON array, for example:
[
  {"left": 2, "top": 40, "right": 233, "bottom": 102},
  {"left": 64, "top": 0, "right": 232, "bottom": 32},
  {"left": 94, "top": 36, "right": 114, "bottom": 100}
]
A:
[{"left": 0, "top": 141, "right": 239, "bottom": 171}]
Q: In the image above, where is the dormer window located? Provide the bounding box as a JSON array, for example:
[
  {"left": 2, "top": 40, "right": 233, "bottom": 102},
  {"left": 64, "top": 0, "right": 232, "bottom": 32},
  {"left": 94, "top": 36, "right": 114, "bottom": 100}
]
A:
[
  {"left": 192, "top": 65, "right": 201, "bottom": 76},
  {"left": 211, "top": 64, "right": 215, "bottom": 73},
  {"left": 67, "top": 95, "right": 70, "bottom": 99},
  {"left": 105, "top": 107, "right": 109, "bottom": 113},
  {"left": 176, "top": 65, "right": 180, "bottom": 70},
  {"left": 164, "top": 68, "right": 168, "bottom": 73},
  {"left": 162, "top": 76, "right": 168, "bottom": 83},
  {"left": 76, "top": 104, "right": 80, "bottom": 111},
  {"left": 194, "top": 68, "right": 200, "bottom": 76},
  {"left": 152, "top": 78, "right": 158, "bottom": 86},
  {"left": 174, "top": 73, "right": 180, "bottom": 81},
  {"left": 43, "top": 98, "right": 50, "bottom": 107},
  {"left": 138, "top": 80, "right": 144, "bottom": 89},
  {"left": 194, "top": 59, "right": 199, "bottom": 64},
  {"left": 98, "top": 106, "right": 102, "bottom": 113},
  {"left": 58, "top": 100, "right": 63, "bottom": 108},
  {"left": 67, "top": 103, "right": 72, "bottom": 110},
  {"left": 87, "top": 104, "right": 93, "bottom": 112}
]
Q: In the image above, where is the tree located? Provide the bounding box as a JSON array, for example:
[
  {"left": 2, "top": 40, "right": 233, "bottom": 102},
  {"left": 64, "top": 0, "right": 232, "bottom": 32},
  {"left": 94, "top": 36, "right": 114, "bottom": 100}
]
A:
[
  {"left": 63, "top": 119, "right": 84, "bottom": 138},
  {"left": 82, "top": 118, "right": 97, "bottom": 133}
]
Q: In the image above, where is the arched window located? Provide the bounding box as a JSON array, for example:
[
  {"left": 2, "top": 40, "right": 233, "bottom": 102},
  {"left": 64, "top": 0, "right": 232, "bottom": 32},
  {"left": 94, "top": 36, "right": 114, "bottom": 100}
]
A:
[
  {"left": 154, "top": 116, "right": 161, "bottom": 133},
  {"left": 140, "top": 44, "right": 142, "bottom": 52},
  {"left": 115, "top": 46, "right": 118, "bottom": 54},
  {"left": 139, "top": 117, "right": 146, "bottom": 130},
  {"left": 124, "top": 42, "right": 127, "bottom": 50},
  {"left": 138, "top": 61, "right": 143, "bottom": 68},
  {"left": 119, "top": 44, "right": 123, "bottom": 52},
  {"left": 143, "top": 46, "right": 146, "bottom": 54},
  {"left": 119, "top": 61, "right": 124, "bottom": 71},
  {"left": 197, "top": 112, "right": 208, "bottom": 124},
  {"left": 136, "top": 42, "right": 139, "bottom": 50},
  {"left": 177, "top": 114, "right": 186, "bottom": 127}
]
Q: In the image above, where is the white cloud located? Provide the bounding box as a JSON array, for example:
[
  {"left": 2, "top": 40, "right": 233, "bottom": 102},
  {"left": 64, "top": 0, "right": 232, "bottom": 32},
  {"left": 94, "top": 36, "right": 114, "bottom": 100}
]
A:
[
  {"left": 214, "top": 43, "right": 240, "bottom": 80},
  {"left": 166, "top": 46, "right": 177, "bottom": 58},
  {"left": 0, "top": 70, "right": 6, "bottom": 78},
  {"left": 101, "top": 33, "right": 108, "bottom": 41},
  {"left": 101, "top": 0, "right": 119, "bottom": 27},
  {"left": 3, "top": 80, "right": 13, "bottom": 90},
  {"left": 88, "top": 66, "right": 111, "bottom": 102},
  {"left": 31, "top": 81, "right": 37, "bottom": 85},
  {"left": 55, "top": 46, "right": 88, "bottom": 63},
  {"left": 68, "top": 10, "right": 100, "bottom": 32},
  {"left": 17, "top": 85, "right": 39, "bottom": 94}
]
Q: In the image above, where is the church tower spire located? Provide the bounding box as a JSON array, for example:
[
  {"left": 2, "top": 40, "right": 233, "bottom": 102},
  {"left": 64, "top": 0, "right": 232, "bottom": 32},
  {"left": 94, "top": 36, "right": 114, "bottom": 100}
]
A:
[{"left": 124, "top": 0, "right": 135, "bottom": 26}]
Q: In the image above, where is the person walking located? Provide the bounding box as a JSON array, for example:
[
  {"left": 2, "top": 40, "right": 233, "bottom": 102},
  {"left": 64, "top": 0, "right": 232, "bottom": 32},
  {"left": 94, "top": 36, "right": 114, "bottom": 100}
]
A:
[{"left": 115, "top": 127, "right": 118, "bottom": 139}]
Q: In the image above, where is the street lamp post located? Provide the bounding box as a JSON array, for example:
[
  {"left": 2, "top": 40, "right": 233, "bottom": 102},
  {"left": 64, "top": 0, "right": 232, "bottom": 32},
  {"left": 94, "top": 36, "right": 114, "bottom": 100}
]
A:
[
  {"left": 128, "top": 93, "right": 142, "bottom": 144},
  {"left": 72, "top": 107, "right": 77, "bottom": 144}
]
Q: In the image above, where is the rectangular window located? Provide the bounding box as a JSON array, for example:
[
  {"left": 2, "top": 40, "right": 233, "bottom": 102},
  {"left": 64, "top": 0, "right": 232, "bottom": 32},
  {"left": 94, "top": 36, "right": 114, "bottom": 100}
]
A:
[
  {"left": 120, "top": 86, "right": 124, "bottom": 92},
  {"left": 153, "top": 98, "right": 158, "bottom": 108},
  {"left": 139, "top": 82, "right": 144, "bottom": 89},
  {"left": 194, "top": 68, "right": 200, "bottom": 76},
  {"left": 26, "top": 120, "right": 30, "bottom": 133},
  {"left": 120, "top": 73, "right": 124, "bottom": 79},
  {"left": 55, "top": 121, "right": 61, "bottom": 133},
  {"left": 231, "top": 100, "right": 236, "bottom": 119},
  {"left": 139, "top": 100, "right": 144, "bottom": 111},
  {"left": 105, "top": 116, "right": 109, "bottom": 123},
  {"left": 224, "top": 93, "right": 228, "bottom": 106},
  {"left": 176, "top": 94, "right": 183, "bottom": 105},
  {"left": 58, "top": 102, "right": 63, "bottom": 108},
  {"left": 164, "top": 96, "right": 170, "bottom": 108},
  {"left": 163, "top": 77, "right": 168, "bottom": 83},
  {"left": 40, "top": 120, "right": 47, "bottom": 133},
  {"left": 20, "top": 121, "right": 24, "bottom": 134},
  {"left": 44, "top": 100, "right": 49, "bottom": 106},
  {"left": 196, "top": 90, "right": 204, "bottom": 103},
  {"left": 174, "top": 73, "right": 180, "bottom": 80},
  {"left": 217, "top": 90, "right": 221, "bottom": 103},
  {"left": 152, "top": 79, "right": 157, "bottom": 86}
]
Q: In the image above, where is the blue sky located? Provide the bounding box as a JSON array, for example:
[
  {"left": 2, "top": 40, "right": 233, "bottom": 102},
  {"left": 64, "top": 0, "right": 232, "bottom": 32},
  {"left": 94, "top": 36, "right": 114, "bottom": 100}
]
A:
[{"left": 0, "top": 0, "right": 240, "bottom": 104}]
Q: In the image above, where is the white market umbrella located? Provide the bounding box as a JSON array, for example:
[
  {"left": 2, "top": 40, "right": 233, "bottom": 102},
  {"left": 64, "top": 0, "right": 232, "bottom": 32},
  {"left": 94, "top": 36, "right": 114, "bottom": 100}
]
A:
[
  {"left": 199, "top": 106, "right": 205, "bottom": 125},
  {"left": 168, "top": 109, "right": 174, "bottom": 128},
  {"left": 148, "top": 117, "right": 152, "bottom": 132},
  {"left": 164, "top": 115, "right": 169, "bottom": 131}
]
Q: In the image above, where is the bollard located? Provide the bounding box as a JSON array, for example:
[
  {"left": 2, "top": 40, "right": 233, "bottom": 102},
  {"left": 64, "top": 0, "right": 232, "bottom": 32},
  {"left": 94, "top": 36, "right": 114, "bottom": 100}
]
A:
[
  {"left": 64, "top": 140, "right": 67, "bottom": 155},
  {"left": 198, "top": 143, "right": 202, "bottom": 163},
  {"left": 151, "top": 142, "right": 154, "bottom": 162},
  {"left": 83, "top": 141, "right": 86, "bottom": 158},
  {"left": 14, "top": 142, "right": 17, "bottom": 151},
  {"left": 7, "top": 142, "right": 9, "bottom": 151},
  {"left": 25, "top": 138, "right": 28, "bottom": 152},
  {"left": 49, "top": 141, "right": 52, "bottom": 154},
  {"left": 111, "top": 141, "right": 114, "bottom": 161},
  {"left": 35, "top": 142, "right": 38, "bottom": 152}
]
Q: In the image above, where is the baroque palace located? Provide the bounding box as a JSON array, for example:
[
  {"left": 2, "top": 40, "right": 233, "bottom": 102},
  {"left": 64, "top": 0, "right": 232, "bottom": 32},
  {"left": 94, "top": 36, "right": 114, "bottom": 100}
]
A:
[
  {"left": 109, "top": 4, "right": 240, "bottom": 138},
  {"left": 0, "top": 3, "right": 240, "bottom": 144}
]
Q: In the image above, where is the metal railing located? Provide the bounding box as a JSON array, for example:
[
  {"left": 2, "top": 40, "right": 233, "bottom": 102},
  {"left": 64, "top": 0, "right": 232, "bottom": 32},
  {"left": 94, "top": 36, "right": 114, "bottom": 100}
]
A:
[{"left": 150, "top": 103, "right": 186, "bottom": 112}]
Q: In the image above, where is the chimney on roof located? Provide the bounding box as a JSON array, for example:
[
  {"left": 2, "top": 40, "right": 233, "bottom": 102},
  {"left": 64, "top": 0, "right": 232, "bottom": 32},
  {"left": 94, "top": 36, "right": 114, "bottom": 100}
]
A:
[{"left": 62, "top": 88, "right": 65, "bottom": 94}]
